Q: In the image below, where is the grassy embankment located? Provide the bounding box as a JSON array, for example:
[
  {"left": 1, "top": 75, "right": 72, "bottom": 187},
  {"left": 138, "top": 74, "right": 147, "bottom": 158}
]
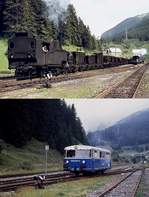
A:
[
  {"left": 63, "top": 44, "right": 101, "bottom": 55},
  {"left": 0, "top": 139, "right": 63, "bottom": 175},
  {"left": 136, "top": 172, "right": 148, "bottom": 197},
  {"left": 0, "top": 38, "right": 11, "bottom": 74},
  {"left": 14, "top": 175, "right": 112, "bottom": 197}
]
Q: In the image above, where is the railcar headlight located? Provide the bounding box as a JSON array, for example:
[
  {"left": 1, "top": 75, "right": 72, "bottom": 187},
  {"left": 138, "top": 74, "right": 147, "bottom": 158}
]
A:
[
  {"left": 28, "top": 54, "right": 31, "bottom": 59},
  {"left": 66, "top": 160, "right": 69, "bottom": 164},
  {"left": 10, "top": 55, "right": 14, "bottom": 59},
  {"left": 82, "top": 160, "right": 86, "bottom": 164}
]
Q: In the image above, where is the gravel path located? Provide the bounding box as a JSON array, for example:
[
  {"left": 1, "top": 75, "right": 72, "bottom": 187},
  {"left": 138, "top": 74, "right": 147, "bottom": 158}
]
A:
[
  {"left": 134, "top": 66, "right": 149, "bottom": 98},
  {"left": 87, "top": 171, "right": 142, "bottom": 197},
  {"left": 86, "top": 173, "right": 130, "bottom": 197},
  {"left": 104, "top": 171, "right": 142, "bottom": 197},
  {"left": 137, "top": 168, "right": 149, "bottom": 197}
]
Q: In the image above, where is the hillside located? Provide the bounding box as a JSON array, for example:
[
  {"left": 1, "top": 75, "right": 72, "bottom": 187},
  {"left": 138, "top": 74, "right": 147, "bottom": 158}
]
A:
[
  {"left": 102, "top": 13, "right": 149, "bottom": 41},
  {"left": 88, "top": 109, "right": 149, "bottom": 149},
  {"left": 0, "top": 100, "right": 88, "bottom": 153},
  {"left": 0, "top": 139, "right": 63, "bottom": 175}
]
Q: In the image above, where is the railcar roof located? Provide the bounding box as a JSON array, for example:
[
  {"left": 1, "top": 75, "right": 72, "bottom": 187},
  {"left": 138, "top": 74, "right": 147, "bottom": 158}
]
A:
[{"left": 64, "top": 145, "right": 111, "bottom": 153}]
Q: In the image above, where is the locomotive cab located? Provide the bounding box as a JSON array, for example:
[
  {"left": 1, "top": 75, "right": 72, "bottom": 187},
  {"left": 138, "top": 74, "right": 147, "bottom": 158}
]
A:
[{"left": 8, "top": 32, "right": 37, "bottom": 69}]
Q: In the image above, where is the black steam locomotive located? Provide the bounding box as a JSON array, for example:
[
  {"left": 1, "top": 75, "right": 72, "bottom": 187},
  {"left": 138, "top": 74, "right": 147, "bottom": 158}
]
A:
[{"left": 8, "top": 32, "right": 141, "bottom": 79}]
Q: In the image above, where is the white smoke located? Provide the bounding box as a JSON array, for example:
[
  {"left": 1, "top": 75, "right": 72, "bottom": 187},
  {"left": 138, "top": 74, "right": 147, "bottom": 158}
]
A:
[{"left": 44, "top": 0, "right": 70, "bottom": 24}]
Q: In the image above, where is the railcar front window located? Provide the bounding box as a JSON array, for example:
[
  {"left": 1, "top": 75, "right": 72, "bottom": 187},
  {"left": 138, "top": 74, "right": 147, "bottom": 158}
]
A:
[{"left": 66, "top": 150, "right": 75, "bottom": 157}]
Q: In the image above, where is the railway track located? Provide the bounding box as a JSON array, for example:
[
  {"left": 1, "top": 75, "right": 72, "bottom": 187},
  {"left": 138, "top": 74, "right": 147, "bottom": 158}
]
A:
[
  {"left": 87, "top": 170, "right": 143, "bottom": 197},
  {"left": 96, "top": 63, "right": 148, "bottom": 98},
  {"left": 0, "top": 64, "right": 142, "bottom": 94},
  {"left": 0, "top": 171, "right": 75, "bottom": 192},
  {"left": 0, "top": 76, "right": 14, "bottom": 80},
  {"left": 0, "top": 166, "right": 143, "bottom": 193}
]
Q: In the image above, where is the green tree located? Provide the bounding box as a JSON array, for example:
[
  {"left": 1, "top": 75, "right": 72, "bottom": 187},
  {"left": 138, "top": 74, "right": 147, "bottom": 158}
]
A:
[{"left": 64, "top": 4, "right": 80, "bottom": 45}]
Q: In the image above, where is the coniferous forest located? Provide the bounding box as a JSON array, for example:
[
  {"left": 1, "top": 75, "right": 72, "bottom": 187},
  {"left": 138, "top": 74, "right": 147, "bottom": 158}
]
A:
[
  {"left": 0, "top": 0, "right": 100, "bottom": 50},
  {"left": 0, "top": 100, "right": 88, "bottom": 153}
]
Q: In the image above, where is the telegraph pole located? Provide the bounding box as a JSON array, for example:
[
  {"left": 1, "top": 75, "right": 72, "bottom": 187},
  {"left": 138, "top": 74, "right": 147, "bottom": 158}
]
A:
[{"left": 45, "top": 145, "right": 49, "bottom": 175}]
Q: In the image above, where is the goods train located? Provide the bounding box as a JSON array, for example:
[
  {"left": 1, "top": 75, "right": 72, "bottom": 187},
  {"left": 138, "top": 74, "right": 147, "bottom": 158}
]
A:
[
  {"left": 8, "top": 32, "right": 143, "bottom": 79},
  {"left": 64, "top": 145, "right": 111, "bottom": 174}
]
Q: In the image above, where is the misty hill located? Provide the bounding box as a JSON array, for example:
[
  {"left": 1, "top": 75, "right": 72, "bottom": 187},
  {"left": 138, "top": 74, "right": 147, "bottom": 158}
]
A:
[
  {"left": 88, "top": 109, "right": 149, "bottom": 149},
  {"left": 101, "top": 13, "right": 149, "bottom": 41}
]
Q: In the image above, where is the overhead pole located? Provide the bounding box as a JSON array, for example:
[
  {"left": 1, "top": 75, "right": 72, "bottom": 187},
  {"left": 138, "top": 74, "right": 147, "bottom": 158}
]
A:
[
  {"left": 125, "top": 28, "right": 128, "bottom": 41},
  {"left": 45, "top": 145, "right": 49, "bottom": 175}
]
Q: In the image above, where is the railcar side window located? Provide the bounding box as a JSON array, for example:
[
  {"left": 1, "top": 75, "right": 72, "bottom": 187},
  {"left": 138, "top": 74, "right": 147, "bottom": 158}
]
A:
[
  {"left": 89, "top": 150, "right": 92, "bottom": 158},
  {"left": 100, "top": 152, "right": 106, "bottom": 158},
  {"left": 106, "top": 152, "right": 111, "bottom": 159},
  {"left": 31, "top": 42, "right": 35, "bottom": 49},
  {"left": 99, "top": 152, "right": 102, "bottom": 158},
  {"left": 94, "top": 150, "right": 98, "bottom": 158},
  {"left": 76, "top": 150, "right": 90, "bottom": 158},
  {"left": 66, "top": 150, "right": 75, "bottom": 157}
]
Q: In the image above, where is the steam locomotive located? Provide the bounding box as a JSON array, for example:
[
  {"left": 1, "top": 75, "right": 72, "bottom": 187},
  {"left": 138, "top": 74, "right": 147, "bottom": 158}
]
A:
[{"left": 8, "top": 32, "right": 142, "bottom": 79}]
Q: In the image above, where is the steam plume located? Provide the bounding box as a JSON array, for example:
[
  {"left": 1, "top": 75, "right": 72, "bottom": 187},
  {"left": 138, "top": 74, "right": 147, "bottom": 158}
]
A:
[{"left": 44, "top": 0, "right": 70, "bottom": 24}]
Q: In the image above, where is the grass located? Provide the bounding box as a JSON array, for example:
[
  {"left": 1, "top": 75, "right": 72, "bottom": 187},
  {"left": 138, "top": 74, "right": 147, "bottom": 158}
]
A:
[
  {"left": 14, "top": 175, "right": 112, "bottom": 197},
  {"left": 0, "top": 139, "right": 63, "bottom": 175},
  {"left": 136, "top": 173, "right": 146, "bottom": 197},
  {"left": 63, "top": 44, "right": 101, "bottom": 55},
  {"left": 0, "top": 38, "right": 10, "bottom": 74}
]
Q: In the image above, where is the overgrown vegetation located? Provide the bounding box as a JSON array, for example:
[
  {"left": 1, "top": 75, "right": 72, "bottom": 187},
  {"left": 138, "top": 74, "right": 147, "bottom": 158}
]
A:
[
  {"left": 0, "top": 139, "right": 63, "bottom": 175},
  {"left": 14, "top": 176, "right": 112, "bottom": 197},
  {"left": 0, "top": 38, "right": 9, "bottom": 73}
]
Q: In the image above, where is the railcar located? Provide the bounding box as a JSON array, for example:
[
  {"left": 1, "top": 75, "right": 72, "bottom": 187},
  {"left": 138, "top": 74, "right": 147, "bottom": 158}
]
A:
[
  {"left": 64, "top": 145, "right": 111, "bottom": 174},
  {"left": 103, "top": 55, "right": 113, "bottom": 67},
  {"left": 129, "top": 55, "right": 144, "bottom": 65},
  {"left": 70, "top": 52, "right": 86, "bottom": 72}
]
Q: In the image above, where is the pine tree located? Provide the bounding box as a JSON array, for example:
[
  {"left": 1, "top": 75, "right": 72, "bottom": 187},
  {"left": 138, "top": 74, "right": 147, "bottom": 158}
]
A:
[
  {"left": 64, "top": 4, "right": 80, "bottom": 46},
  {"left": 30, "top": 0, "right": 56, "bottom": 40},
  {"left": 0, "top": 0, "right": 5, "bottom": 35},
  {"left": 2, "top": 0, "right": 24, "bottom": 33},
  {"left": 57, "top": 12, "right": 67, "bottom": 45}
]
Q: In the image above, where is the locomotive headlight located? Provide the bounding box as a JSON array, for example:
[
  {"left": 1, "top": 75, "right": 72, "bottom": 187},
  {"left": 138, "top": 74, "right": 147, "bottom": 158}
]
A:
[
  {"left": 66, "top": 160, "right": 69, "bottom": 164},
  {"left": 10, "top": 55, "right": 14, "bottom": 59},
  {"left": 82, "top": 160, "right": 86, "bottom": 164},
  {"left": 28, "top": 54, "right": 31, "bottom": 59}
]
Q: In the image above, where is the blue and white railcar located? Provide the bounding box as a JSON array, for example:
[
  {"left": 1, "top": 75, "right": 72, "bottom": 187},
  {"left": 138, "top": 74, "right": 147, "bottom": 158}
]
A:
[{"left": 64, "top": 145, "right": 111, "bottom": 174}]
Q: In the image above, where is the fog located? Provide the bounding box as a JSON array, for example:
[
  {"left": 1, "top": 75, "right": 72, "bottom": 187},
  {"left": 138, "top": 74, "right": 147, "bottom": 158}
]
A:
[{"left": 66, "top": 99, "right": 149, "bottom": 132}]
